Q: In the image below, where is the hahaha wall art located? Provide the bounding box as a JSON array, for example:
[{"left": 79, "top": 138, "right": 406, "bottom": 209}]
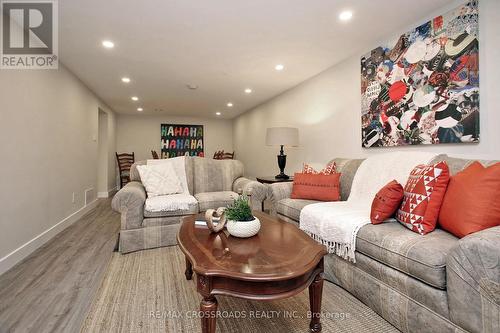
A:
[
  {"left": 361, "top": 1, "right": 479, "bottom": 148},
  {"left": 161, "top": 124, "right": 204, "bottom": 158}
]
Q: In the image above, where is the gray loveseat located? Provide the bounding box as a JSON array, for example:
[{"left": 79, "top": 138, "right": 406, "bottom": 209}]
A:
[
  {"left": 112, "top": 157, "right": 267, "bottom": 254},
  {"left": 269, "top": 155, "right": 499, "bottom": 333}
]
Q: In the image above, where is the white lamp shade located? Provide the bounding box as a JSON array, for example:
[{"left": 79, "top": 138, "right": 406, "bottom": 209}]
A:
[{"left": 265, "top": 127, "right": 299, "bottom": 147}]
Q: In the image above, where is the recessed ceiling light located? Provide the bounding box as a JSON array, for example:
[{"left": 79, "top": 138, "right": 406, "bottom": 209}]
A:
[
  {"left": 244, "top": 88, "right": 252, "bottom": 94},
  {"left": 275, "top": 64, "right": 284, "bottom": 71},
  {"left": 227, "top": 102, "right": 233, "bottom": 107},
  {"left": 186, "top": 84, "right": 198, "bottom": 90},
  {"left": 121, "top": 77, "right": 131, "bottom": 83},
  {"left": 131, "top": 96, "right": 139, "bottom": 101},
  {"left": 216, "top": 112, "right": 221, "bottom": 116},
  {"left": 102, "top": 40, "right": 114, "bottom": 48},
  {"left": 339, "top": 10, "right": 353, "bottom": 21},
  {"left": 137, "top": 107, "right": 143, "bottom": 112}
]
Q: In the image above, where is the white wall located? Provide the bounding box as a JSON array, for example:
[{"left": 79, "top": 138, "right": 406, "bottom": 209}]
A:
[
  {"left": 233, "top": 0, "right": 500, "bottom": 178},
  {"left": 0, "top": 64, "right": 116, "bottom": 274},
  {"left": 107, "top": 110, "right": 117, "bottom": 191},
  {"left": 97, "top": 110, "right": 109, "bottom": 193},
  {"left": 116, "top": 114, "right": 233, "bottom": 162},
  {"left": 97, "top": 109, "right": 118, "bottom": 196}
]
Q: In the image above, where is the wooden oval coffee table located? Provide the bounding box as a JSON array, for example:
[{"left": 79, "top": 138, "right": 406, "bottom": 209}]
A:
[{"left": 177, "top": 211, "right": 328, "bottom": 333}]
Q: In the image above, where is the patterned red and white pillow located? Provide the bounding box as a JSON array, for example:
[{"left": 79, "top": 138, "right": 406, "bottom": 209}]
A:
[
  {"left": 302, "top": 161, "right": 337, "bottom": 175},
  {"left": 396, "top": 161, "right": 450, "bottom": 235}
]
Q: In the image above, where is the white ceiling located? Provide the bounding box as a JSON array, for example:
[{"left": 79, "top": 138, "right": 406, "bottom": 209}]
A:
[{"left": 59, "top": 0, "right": 454, "bottom": 118}]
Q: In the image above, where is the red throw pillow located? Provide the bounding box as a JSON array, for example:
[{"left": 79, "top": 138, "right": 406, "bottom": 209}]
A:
[
  {"left": 396, "top": 161, "right": 450, "bottom": 235},
  {"left": 371, "top": 180, "right": 404, "bottom": 224},
  {"left": 291, "top": 172, "right": 341, "bottom": 201},
  {"left": 302, "top": 161, "right": 337, "bottom": 175},
  {"left": 439, "top": 162, "right": 500, "bottom": 238}
]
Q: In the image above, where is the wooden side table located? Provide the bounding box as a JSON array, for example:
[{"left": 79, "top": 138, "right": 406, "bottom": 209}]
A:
[{"left": 256, "top": 176, "right": 294, "bottom": 211}]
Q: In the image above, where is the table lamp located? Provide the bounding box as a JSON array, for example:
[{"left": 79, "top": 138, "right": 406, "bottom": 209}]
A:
[{"left": 265, "top": 127, "right": 299, "bottom": 179}]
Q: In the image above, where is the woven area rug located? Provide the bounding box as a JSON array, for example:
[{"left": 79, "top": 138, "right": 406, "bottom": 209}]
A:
[{"left": 82, "top": 246, "right": 398, "bottom": 333}]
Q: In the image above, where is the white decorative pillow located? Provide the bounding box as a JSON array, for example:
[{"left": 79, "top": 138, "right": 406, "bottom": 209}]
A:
[
  {"left": 147, "top": 156, "right": 189, "bottom": 194},
  {"left": 137, "top": 163, "right": 183, "bottom": 197}
]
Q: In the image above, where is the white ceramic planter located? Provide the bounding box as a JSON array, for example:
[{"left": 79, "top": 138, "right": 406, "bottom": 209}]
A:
[{"left": 226, "top": 217, "right": 261, "bottom": 238}]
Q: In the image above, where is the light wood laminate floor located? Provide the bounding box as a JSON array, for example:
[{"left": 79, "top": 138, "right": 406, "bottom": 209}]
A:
[{"left": 0, "top": 199, "right": 120, "bottom": 333}]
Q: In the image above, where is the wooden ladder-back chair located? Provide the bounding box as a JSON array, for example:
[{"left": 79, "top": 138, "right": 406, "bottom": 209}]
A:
[
  {"left": 213, "top": 150, "right": 223, "bottom": 159},
  {"left": 213, "top": 150, "right": 235, "bottom": 160},
  {"left": 221, "top": 151, "right": 235, "bottom": 159},
  {"left": 116, "top": 152, "right": 135, "bottom": 188}
]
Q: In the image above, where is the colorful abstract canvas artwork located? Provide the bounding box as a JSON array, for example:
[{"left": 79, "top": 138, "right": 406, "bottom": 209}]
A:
[
  {"left": 161, "top": 124, "right": 204, "bottom": 158},
  {"left": 361, "top": 1, "right": 479, "bottom": 148}
]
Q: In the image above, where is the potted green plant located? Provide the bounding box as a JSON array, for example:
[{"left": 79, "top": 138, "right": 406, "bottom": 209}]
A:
[{"left": 224, "top": 196, "right": 261, "bottom": 238}]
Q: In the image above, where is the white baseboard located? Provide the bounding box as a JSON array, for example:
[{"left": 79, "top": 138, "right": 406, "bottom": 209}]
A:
[
  {"left": 0, "top": 199, "right": 99, "bottom": 276},
  {"left": 97, "top": 186, "right": 118, "bottom": 198}
]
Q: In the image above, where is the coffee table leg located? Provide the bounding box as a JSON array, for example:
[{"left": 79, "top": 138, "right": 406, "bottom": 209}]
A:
[
  {"left": 185, "top": 257, "right": 193, "bottom": 280},
  {"left": 200, "top": 296, "right": 218, "bottom": 333},
  {"left": 309, "top": 272, "right": 324, "bottom": 332}
]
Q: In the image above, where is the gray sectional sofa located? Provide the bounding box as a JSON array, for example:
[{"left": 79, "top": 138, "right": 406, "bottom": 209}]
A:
[
  {"left": 112, "top": 157, "right": 267, "bottom": 254},
  {"left": 269, "top": 155, "right": 499, "bottom": 333}
]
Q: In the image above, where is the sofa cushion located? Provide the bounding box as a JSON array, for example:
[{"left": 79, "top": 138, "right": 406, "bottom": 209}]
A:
[
  {"left": 144, "top": 201, "right": 199, "bottom": 218},
  {"left": 433, "top": 155, "right": 499, "bottom": 175},
  {"left": 356, "top": 222, "right": 458, "bottom": 289},
  {"left": 277, "top": 198, "right": 319, "bottom": 222},
  {"left": 193, "top": 158, "right": 244, "bottom": 194},
  {"left": 144, "top": 194, "right": 198, "bottom": 215},
  {"left": 195, "top": 191, "right": 239, "bottom": 212},
  {"left": 331, "top": 158, "right": 364, "bottom": 200}
]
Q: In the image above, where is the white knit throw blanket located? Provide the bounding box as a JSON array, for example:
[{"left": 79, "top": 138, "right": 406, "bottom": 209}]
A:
[
  {"left": 145, "top": 157, "right": 197, "bottom": 212},
  {"left": 299, "top": 151, "right": 438, "bottom": 262}
]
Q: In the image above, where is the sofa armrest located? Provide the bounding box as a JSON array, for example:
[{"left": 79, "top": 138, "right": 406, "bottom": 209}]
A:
[
  {"left": 446, "top": 226, "right": 500, "bottom": 333},
  {"left": 111, "top": 181, "right": 146, "bottom": 230},
  {"left": 268, "top": 182, "right": 294, "bottom": 215},
  {"left": 233, "top": 177, "right": 268, "bottom": 211}
]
